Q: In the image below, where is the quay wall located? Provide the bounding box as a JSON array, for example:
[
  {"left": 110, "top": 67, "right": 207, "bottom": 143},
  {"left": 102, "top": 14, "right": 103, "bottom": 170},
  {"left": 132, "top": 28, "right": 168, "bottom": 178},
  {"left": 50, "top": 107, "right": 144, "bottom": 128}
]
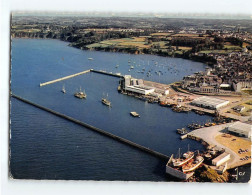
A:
[
  {"left": 90, "top": 69, "right": 123, "bottom": 78},
  {"left": 11, "top": 94, "right": 169, "bottom": 160},
  {"left": 40, "top": 69, "right": 91, "bottom": 86}
]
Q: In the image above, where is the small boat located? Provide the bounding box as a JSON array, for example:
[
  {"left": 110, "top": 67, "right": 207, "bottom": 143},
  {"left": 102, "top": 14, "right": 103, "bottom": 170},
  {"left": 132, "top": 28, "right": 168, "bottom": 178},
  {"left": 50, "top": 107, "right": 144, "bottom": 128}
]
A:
[
  {"left": 115, "top": 64, "right": 119, "bottom": 68},
  {"left": 177, "top": 128, "right": 188, "bottom": 135},
  {"left": 130, "top": 65, "right": 134, "bottom": 69},
  {"left": 102, "top": 94, "right": 111, "bottom": 107},
  {"left": 88, "top": 58, "right": 93, "bottom": 60},
  {"left": 74, "top": 87, "right": 87, "bottom": 99},
  {"left": 130, "top": 111, "right": 140, "bottom": 117},
  {"left": 61, "top": 84, "right": 66, "bottom": 94}
]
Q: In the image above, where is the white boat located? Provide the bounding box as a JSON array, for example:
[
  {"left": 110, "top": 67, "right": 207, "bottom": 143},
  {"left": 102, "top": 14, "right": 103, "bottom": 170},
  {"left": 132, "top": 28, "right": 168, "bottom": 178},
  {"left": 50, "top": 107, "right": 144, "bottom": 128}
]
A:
[
  {"left": 74, "top": 87, "right": 87, "bottom": 99},
  {"left": 182, "top": 155, "right": 204, "bottom": 173},
  {"left": 88, "top": 58, "right": 93, "bottom": 60},
  {"left": 172, "top": 148, "right": 194, "bottom": 167},
  {"left": 166, "top": 154, "right": 194, "bottom": 180},
  {"left": 102, "top": 93, "right": 111, "bottom": 107},
  {"left": 130, "top": 111, "right": 140, "bottom": 117},
  {"left": 61, "top": 85, "right": 66, "bottom": 93}
]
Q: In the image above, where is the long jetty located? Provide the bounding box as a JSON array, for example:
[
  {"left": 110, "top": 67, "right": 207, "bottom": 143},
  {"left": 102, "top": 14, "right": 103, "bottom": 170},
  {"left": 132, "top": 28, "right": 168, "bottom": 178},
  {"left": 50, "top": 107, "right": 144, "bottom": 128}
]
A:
[
  {"left": 90, "top": 69, "right": 123, "bottom": 78},
  {"left": 39, "top": 69, "right": 91, "bottom": 87},
  {"left": 11, "top": 94, "right": 169, "bottom": 160},
  {"left": 39, "top": 69, "right": 123, "bottom": 87}
]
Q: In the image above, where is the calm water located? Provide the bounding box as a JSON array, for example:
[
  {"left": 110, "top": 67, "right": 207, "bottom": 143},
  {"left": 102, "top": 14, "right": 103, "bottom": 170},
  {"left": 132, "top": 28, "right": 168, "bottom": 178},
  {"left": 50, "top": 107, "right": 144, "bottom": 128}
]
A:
[{"left": 10, "top": 38, "right": 213, "bottom": 181}]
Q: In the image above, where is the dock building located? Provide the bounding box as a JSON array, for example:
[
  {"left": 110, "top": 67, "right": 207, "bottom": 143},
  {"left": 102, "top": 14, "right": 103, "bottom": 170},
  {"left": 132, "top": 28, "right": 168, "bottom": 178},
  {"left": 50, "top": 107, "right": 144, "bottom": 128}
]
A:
[
  {"left": 212, "top": 152, "right": 231, "bottom": 167},
  {"left": 120, "top": 75, "right": 155, "bottom": 95},
  {"left": 227, "top": 121, "right": 252, "bottom": 138},
  {"left": 191, "top": 96, "right": 229, "bottom": 110}
]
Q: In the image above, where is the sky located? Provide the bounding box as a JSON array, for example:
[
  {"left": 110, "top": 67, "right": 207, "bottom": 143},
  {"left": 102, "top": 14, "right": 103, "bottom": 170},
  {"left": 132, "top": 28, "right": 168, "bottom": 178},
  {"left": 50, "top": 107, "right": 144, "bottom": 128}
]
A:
[{"left": 3, "top": 0, "right": 252, "bottom": 15}]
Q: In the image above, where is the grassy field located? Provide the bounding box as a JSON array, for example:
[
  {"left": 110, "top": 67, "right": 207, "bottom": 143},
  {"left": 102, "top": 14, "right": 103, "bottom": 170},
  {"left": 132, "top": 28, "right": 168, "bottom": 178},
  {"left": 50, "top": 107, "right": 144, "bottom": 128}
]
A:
[
  {"left": 223, "top": 45, "right": 242, "bottom": 50},
  {"left": 199, "top": 50, "right": 231, "bottom": 54},
  {"left": 171, "top": 33, "right": 200, "bottom": 37},
  {"left": 150, "top": 32, "right": 172, "bottom": 36},
  {"left": 242, "top": 42, "right": 250, "bottom": 48},
  {"left": 14, "top": 29, "right": 41, "bottom": 33},
  {"left": 171, "top": 33, "right": 209, "bottom": 38},
  {"left": 86, "top": 37, "right": 150, "bottom": 49}
]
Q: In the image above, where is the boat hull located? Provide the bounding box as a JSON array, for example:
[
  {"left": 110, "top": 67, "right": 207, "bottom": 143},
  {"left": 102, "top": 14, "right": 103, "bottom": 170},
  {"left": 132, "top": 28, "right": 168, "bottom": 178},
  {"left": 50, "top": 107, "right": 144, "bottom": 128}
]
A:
[
  {"left": 166, "top": 164, "right": 194, "bottom": 180},
  {"left": 182, "top": 156, "right": 204, "bottom": 173},
  {"left": 172, "top": 153, "right": 194, "bottom": 167}
]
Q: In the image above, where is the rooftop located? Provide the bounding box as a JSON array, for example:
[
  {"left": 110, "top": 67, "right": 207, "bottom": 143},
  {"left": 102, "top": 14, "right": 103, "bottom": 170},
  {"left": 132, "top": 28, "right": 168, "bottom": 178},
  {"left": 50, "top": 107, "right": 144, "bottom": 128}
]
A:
[
  {"left": 212, "top": 152, "right": 230, "bottom": 164},
  {"left": 192, "top": 96, "right": 229, "bottom": 107},
  {"left": 228, "top": 121, "right": 252, "bottom": 133}
]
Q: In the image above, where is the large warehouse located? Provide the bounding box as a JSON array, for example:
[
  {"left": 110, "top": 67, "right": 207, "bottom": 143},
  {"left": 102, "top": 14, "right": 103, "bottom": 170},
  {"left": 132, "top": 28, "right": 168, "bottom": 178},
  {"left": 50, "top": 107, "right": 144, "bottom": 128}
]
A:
[
  {"left": 125, "top": 85, "right": 155, "bottom": 95},
  {"left": 227, "top": 121, "right": 251, "bottom": 138},
  {"left": 191, "top": 96, "right": 229, "bottom": 110}
]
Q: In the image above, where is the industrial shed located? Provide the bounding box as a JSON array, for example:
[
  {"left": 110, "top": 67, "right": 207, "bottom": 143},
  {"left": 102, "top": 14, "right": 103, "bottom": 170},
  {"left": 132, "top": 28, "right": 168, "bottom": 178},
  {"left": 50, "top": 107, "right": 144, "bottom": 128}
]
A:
[
  {"left": 212, "top": 152, "right": 230, "bottom": 167},
  {"left": 191, "top": 96, "right": 229, "bottom": 110},
  {"left": 227, "top": 121, "right": 251, "bottom": 138},
  {"left": 125, "top": 85, "right": 155, "bottom": 95}
]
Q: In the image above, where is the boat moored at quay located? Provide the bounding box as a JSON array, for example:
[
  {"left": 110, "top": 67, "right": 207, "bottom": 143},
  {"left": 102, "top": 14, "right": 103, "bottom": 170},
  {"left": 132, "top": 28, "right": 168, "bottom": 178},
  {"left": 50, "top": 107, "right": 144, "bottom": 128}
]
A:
[
  {"left": 166, "top": 151, "right": 204, "bottom": 180},
  {"left": 172, "top": 149, "right": 194, "bottom": 167}
]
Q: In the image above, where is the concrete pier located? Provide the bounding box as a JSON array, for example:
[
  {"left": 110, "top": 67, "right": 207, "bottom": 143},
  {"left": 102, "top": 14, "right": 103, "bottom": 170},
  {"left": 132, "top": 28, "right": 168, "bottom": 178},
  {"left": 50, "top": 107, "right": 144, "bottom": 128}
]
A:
[
  {"left": 11, "top": 94, "right": 170, "bottom": 160},
  {"left": 39, "top": 69, "right": 91, "bottom": 86},
  {"left": 90, "top": 69, "right": 123, "bottom": 78},
  {"left": 184, "top": 124, "right": 251, "bottom": 169}
]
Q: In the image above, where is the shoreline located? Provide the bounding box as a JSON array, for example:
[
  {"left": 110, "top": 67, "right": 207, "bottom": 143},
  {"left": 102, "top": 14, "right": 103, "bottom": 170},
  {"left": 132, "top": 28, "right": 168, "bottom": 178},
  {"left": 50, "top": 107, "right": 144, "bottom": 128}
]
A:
[{"left": 12, "top": 36, "right": 215, "bottom": 67}]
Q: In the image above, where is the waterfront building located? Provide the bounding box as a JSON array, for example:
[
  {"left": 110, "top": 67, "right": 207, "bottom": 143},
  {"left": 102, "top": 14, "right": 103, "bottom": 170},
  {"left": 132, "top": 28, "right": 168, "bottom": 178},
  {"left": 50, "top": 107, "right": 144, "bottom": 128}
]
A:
[
  {"left": 120, "top": 75, "right": 155, "bottom": 95},
  {"left": 191, "top": 96, "right": 229, "bottom": 110},
  {"left": 232, "top": 80, "right": 252, "bottom": 92},
  {"left": 227, "top": 121, "right": 252, "bottom": 138},
  {"left": 212, "top": 152, "right": 231, "bottom": 167},
  {"left": 125, "top": 85, "right": 155, "bottom": 95}
]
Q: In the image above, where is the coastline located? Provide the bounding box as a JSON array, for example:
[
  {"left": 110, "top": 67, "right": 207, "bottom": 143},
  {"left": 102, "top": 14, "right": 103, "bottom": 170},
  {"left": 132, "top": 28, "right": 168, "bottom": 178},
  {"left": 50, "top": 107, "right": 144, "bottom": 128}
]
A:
[{"left": 11, "top": 36, "right": 215, "bottom": 66}]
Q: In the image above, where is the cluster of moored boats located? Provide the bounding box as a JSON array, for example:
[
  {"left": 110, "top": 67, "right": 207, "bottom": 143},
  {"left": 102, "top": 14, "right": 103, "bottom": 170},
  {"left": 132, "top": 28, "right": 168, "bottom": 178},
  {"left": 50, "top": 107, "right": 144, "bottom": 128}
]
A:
[
  {"left": 62, "top": 85, "right": 143, "bottom": 117},
  {"left": 125, "top": 58, "right": 183, "bottom": 77},
  {"left": 176, "top": 116, "right": 234, "bottom": 135},
  {"left": 166, "top": 148, "right": 204, "bottom": 180},
  {"left": 61, "top": 85, "right": 112, "bottom": 107},
  {"left": 176, "top": 121, "right": 217, "bottom": 135}
]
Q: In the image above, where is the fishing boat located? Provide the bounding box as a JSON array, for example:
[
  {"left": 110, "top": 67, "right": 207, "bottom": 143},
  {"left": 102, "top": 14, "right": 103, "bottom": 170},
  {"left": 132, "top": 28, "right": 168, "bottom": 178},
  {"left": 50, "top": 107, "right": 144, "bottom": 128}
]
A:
[
  {"left": 102, "top": 94, "right": 111, "bottom": 107},
  {"left": 61, "top": 84, "right": 66, "bottom": 94},
  {"left": 166, "top": 154, "right": 194, "bottom": 180},
  {"left": 130, "top": 111, "right": 140, "bottom": 117},
  {"left": 172, "top": 148, "right": 194, "bottom": 167},
  {"left": 176, "top": 128, "right": 188, "bottom": 135},
  {"left": 182, "top": 154, "right": 204, "bottom": 173},
  {"left": 74, "top": 87, "right": 87, "bottom": 99}
]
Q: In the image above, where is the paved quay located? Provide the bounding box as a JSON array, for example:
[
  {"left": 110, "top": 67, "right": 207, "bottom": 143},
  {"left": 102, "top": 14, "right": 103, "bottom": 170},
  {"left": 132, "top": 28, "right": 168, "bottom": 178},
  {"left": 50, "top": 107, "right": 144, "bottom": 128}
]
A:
[{"left": 186, "top": 123, "right": 247, "bottom": 169}]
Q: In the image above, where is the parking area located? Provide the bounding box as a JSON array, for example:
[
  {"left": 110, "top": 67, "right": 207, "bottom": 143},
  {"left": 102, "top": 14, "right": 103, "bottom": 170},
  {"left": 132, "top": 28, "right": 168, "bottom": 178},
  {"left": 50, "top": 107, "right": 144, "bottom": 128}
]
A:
[{"left": 215, "top": 134, "right": 251, "bottom": 164}]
